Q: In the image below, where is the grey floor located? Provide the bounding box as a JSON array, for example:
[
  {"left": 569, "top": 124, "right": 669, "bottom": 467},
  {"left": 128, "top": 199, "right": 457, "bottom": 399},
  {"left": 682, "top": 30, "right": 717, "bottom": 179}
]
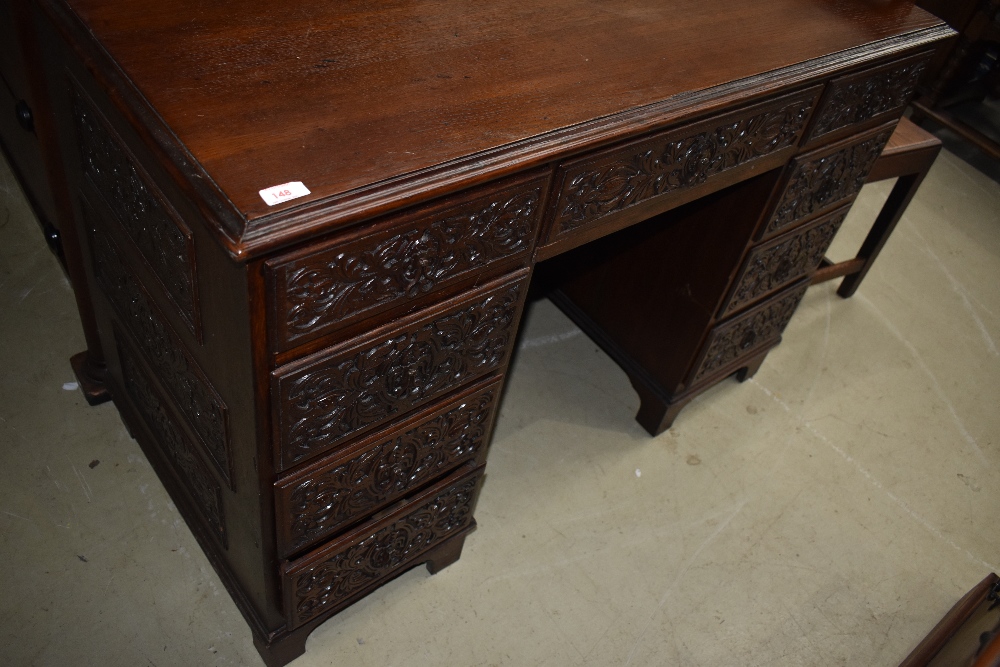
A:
[{"left": 1, "top": 141, "right": 998, "bottom": 666}]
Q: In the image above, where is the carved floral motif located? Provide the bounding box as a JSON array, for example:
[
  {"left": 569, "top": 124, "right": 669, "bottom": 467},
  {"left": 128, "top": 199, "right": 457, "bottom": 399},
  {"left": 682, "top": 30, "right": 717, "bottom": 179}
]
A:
[
  {"left": 694, "top": 283, "right": 808, "bottom": 383},
  {"left": 73, "top": 90, "right": 198, "bottom": 334},
  {"left": 281, "top": 387, "right": 497, "bottom": 555},
  {"left": 278, "top": 281, "right": 523, "bottom": 465},
  {"left": 89, "top": 220, "right": 231, "bottom": 487},
  {"left": 119, "top": 336, "right": 226, "bottom": 546},
  {"left": 287, "top": 470, "right": 481, "bottom": 627},
  {"left": 811, "top": 59, "right": 927, "bottom": 139},
  {"left": 766, "top": 128, "right": 892, "bottom": 236},
  {"left": 723, "top": 211, "right": 846, "bottom": 315},
  {"left": 278, "top": 187, "right": 541, "bottom": 344},
  {"left": 555, "top": 97, "right": 815, "bottom": 232}
]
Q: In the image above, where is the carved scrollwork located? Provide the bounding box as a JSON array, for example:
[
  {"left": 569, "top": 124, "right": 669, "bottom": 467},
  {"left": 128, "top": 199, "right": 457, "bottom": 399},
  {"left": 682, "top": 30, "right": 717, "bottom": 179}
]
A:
[
  {"left": 287, "top": 469, "right": 481, "bottom": 627},
  {"left": 281, "top": 386, "right": 497, "bottom": 555},
  {"left": 118, "top": 335, "right": 226, "bottom": 546},
  {"left": 88, "top": 215, "right": 232, "bottom": 487},
  {"left": 73, "top": 89, "right": 198, "bottom": 336},
  {"left": 554, "top": 97, "right": 815, "bottom": 233},
  {"left": 277, "top": 280, "right": 524, "bottom": 465},
  {"left": 723, "top": 211, "right": 846, "bottom": 316},
  {"left": 765, "top": 128, "right": 892, "bottom": 237},
  {"left": 693, "top": 282, "right": 808, "bottom": 383},
  {"left": 277, "top": 186, "right": 541, "bottom": 345},
  {"left": 810, "top": 58, "right": 927, "bottom": 140}
]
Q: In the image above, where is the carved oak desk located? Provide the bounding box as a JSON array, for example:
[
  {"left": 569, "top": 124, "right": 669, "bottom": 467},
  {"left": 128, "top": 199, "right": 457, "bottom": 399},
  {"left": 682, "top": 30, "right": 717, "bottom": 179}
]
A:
[{"left": 29, "top": 0, "right": 951, "bottom": 664}]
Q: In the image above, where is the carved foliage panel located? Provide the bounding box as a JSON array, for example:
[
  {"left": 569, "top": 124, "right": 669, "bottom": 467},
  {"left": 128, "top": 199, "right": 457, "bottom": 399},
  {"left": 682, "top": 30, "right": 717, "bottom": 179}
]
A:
[
  {"left": 277, "top": 381, "right": 499, "bottom": 556},
  {"left": 722, "top": 209, "right": 847, "bottom": 316},
  {"left": 276, "top": 276, "right": 526, "bottom": 467},
  {"left": 118, "top": 333, "right": 227, "bottom": 546},
  {"left": 809, "top": 56, "right": 928, "bottom": 142},
  {"left": 692, "top": 282, "right": 809, "bottom": 384},
  {"left": 87, "top": 209, "right": 232, "bottom": 488},
  {"left": 551, "top": 93, "right": 817, "bottom": 236},
  {"left": 284, "top": 466, "right": 482, "bottom": 628},
  {"left": 72, "top": 87, "right": 199, "bottom": 337},
  {"left": 765, "top": 127, "right": 893, "bottom": 237},
  {"left": 271, "top": 179, "right": 544, "bottom": 349}
]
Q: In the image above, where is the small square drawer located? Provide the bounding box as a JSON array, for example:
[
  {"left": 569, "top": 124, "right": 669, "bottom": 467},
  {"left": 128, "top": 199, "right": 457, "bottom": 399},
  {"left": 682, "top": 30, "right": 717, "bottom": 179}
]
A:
[
  {"left": 720, "top": 205, "right": 847, "bottom": 318},
  {"left": 266, "top": 172, "right": 545, "bottom": 352},
  {"left": 689, "top": 280, "right": 809, "bottom": 386},
  {"left": 281, "top": 463, "right": 484, "bottom": 629},
  {"left": 275, "top": 377, "right": 502, "bottom": 558},
  {"left": 803, "top": 52, "right": 931, "bottom": 147},
  {"left": 272, "top": 271, "right": 529, "bottom": 470},
  {"left": 761, "top": 123, "right": 894, "bottom": 240}
]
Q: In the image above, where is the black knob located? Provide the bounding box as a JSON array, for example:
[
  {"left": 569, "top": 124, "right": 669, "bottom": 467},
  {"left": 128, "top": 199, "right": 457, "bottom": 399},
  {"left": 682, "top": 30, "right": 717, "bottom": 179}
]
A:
[
  {"left": 42, "top": 222, "right": 62, "bottom": 256},
  {"left": 15, "top": 100, "right": 34, "bottom": 133}
]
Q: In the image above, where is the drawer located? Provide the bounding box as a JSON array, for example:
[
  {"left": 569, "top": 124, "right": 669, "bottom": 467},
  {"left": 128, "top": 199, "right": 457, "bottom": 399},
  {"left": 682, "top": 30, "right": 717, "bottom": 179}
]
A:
[
  {"left": 266, "top": 172, "right": 546, "bottom": 352},
  {"left": 761, "top": 123, "right": 894, "bottom": 240},
  {"left": 719, "top": 205, "right": 847, "bottom": 318},
  {"left": 803, "top": 52, "right": 931, "bottom": 147},
  {"left": 86, "top": 200, "right": 233, "bottom": 490},
  {"left": 281, "top": 463, "right": 484, "bottom": 629},
  {"left": 542, "top": 87, "right": 820, "bottom": 251},
  {"left": 73, "top": 86, "right": 201, "bottom": 339},
  {"left": 689, "top": 280, "right": 809, "bottom": 386},
  {"left": 273, "top": 271, "right": 529, "bottom": 469},
  {"left": 275, "top": 377, "right": 501, "bottom": 558}
]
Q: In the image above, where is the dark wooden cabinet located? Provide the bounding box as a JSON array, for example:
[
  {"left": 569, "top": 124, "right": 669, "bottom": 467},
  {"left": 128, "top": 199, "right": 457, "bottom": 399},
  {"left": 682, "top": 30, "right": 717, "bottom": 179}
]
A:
[{"left": 16, "top": 0, "right": 952, "bottom": 664}]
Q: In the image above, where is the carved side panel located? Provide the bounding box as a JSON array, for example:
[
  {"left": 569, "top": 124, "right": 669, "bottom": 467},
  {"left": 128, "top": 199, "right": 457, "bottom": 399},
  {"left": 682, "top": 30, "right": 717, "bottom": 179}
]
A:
[
  {"left": 277, "top": 381, "right": 500, "bottom": 556},
  {"left": 692, "top": 281, "right": 809, "bottom": 384},
  {"left": 764, "top": 127, "right": 893, "bottom": 238},
  {"left": 86, "top": 207, "right": 232, "bottom": 488},
  {"left": 721, "top": 208, "right": 847, "bottom": 317},
  {"left": 275, "top": 276, "right": 526, "bottom": 468},
  {"left": 551, "top": 93, "right": 817, "bottom": 236},
  {"left": 72, "top": 87, "right": 199, "bottom": 337},
  {"left": 808, "top": 55, "right": 928, "bottom": 142},
  {"left": 118, "top": 333, "right": 227, "bottom": 546},
  {"left": 283, "top": 466, "right": 482, "bottom": 628},
  {"left": 270, "top": 178, "right": 544, "bottom": 349}
]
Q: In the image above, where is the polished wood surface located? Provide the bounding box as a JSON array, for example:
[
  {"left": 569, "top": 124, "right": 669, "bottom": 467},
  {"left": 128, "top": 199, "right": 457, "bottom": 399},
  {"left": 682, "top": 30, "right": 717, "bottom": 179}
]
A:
[
  {"left": 22, "top": 0, "right": 952, "bottom": 664},
  {"left": 44, "top": 0, "right": 947, "bottom": 254}
]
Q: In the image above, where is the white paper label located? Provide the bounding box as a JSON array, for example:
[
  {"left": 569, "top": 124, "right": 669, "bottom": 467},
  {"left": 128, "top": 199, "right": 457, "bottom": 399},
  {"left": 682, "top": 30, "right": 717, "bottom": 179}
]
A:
[{"left": 259, "top": 181, "right": 310, "bottom": 206}]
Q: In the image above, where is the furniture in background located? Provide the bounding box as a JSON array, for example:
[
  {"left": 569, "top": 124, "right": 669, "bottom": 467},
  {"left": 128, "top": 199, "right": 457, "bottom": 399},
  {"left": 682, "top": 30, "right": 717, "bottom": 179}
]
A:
[
  {"left": 17, "top": 0, "right": 951, "bottom": 664},
  {"left": 913, "top": 0, "right": 1000, "bottom": 159},
  {"left": 899, "top": 573, "right": 1000, "bottom": 667},
  {"left": 1, "top": 0, "right": 109, "bottom": 403},
  {"left": 811, "top": 116, "right": 943, "bottom": 295}
]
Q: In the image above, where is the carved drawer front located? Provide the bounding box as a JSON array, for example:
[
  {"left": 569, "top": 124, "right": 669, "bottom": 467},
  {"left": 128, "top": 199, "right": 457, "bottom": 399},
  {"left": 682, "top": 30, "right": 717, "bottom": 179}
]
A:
[
  {"left": 73, "top": 85, "right": 201, "bottom": 339},
  {"left": 85, "top": 200, "right": 233, "bottom": 490},
  {"left": 273, "top": 271, "right": 529, "bottom": 470},
  {"left": 267, "top": 173, "right": 546, "bottom": 352},
  {"left": 116, "top": 329, "right": 227, "bottom": 548},
  {"left": 762, "top": 123, "right": 893, "bottom": 239},
  {"left": 282, "top": 463, "right": 484, "bottom": 629},
  {"left": 275, "top": 377, "right": 501, "bottom": 558},
  {"left": 690, "top": 280, "right": 809, "bottom": 385},
  {"left": 544, "top": 87, "right": 820, "bottom": 246},
  {"left": 804, "top": 52, "right": 930, "bottom": 147},
  {"left": 719, "top": 206, "right": 847, "bottom": 318}
]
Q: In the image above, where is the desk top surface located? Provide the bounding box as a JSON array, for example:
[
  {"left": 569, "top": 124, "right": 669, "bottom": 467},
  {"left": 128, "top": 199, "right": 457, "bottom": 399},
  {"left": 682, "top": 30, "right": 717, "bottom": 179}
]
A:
[{"left": 48, "top": 0, "right": 946, "bottom": 252}]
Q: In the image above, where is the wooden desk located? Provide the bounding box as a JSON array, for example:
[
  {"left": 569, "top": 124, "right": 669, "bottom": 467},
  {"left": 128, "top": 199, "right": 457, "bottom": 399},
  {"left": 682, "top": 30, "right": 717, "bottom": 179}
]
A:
[{"left": 26, "top": 1, "right": 951, "bottom": 664}]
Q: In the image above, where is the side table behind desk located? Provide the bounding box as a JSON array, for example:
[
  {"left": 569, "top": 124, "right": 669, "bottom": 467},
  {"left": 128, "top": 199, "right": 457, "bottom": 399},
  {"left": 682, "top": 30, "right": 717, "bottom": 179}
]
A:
[{"left": 28, "top": 1, "right": 952, "bottom": 664}]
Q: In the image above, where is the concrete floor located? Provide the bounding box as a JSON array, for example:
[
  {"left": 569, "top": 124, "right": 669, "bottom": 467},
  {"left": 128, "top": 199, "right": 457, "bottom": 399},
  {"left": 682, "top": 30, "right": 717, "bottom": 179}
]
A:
[{"left": 1, "top": 142, "right": 998, "bottom": 666}]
